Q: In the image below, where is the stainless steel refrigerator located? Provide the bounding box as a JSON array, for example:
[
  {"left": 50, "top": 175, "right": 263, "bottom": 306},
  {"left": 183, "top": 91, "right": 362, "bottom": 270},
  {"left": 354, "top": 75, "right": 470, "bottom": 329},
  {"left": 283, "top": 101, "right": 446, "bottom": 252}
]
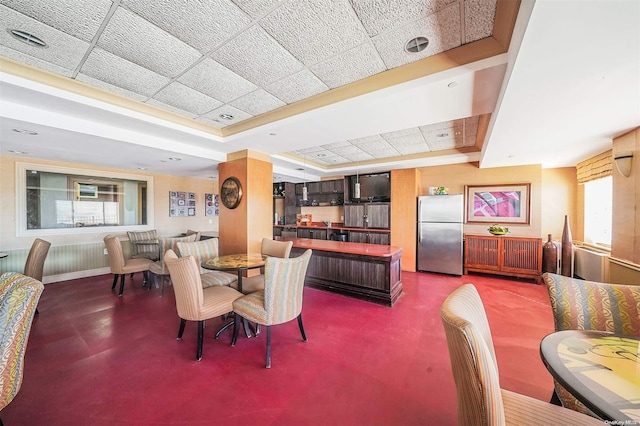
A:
[{"left": 417, "top": 194, "right": 464, "bottom": 275}]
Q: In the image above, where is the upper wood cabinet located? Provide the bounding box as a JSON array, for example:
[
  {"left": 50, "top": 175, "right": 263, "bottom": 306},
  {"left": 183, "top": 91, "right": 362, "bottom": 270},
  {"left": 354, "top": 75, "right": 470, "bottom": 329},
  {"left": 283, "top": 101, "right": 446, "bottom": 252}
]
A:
[{"left": 344, "top": 203, "right": 390, "bottom": 229}]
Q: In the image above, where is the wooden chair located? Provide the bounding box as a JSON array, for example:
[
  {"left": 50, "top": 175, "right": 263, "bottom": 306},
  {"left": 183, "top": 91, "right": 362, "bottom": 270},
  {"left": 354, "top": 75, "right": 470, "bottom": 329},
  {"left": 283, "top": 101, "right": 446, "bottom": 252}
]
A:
[
  {"left": 163, "top": 250, "right": 243, "bottom": 361},
  {"left": 239, "top": 238, "right": 293, "bottom": 294},
  {"left": 0, "top": 272, "right": 44, "bottom": 420},
  {"left": 23, "top": 238, "right": 50, "bottom": 315},
  {"left": 543, "top": 272, "right": 640, "bottom": 414},
  {"left": 103, "top": 235, "right": 153, "bottom": 296},
  {"left": 440, "top": 284, "right": 602, "bottom": 425},
  {"left": 232, "top": 249, "right": 312, "bottom": 368}
]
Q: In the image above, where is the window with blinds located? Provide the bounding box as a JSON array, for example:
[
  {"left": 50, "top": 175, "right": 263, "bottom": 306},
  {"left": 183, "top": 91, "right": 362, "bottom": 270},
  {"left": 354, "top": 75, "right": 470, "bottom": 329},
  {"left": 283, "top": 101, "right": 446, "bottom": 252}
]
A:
[{"left": 576, "top": 150, "right": 612, "bottom": 184}]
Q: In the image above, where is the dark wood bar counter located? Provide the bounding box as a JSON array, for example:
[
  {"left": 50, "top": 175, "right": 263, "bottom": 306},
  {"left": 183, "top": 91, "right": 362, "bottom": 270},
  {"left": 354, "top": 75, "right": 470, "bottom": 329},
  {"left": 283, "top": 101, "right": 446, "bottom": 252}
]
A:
[{"left": 278, "top": 238, "right": 403, "bottom": 306}]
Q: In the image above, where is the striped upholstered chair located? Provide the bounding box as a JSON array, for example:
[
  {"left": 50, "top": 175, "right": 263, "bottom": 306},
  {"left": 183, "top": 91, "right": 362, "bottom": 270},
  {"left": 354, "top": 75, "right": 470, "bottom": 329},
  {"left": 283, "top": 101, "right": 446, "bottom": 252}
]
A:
[
  {"left": 127, "top": 230, "right": 160, "bottom": 261},
  {"left": 0, "top": 272, "right": 44, "bottom": 417},
  {"left": 543, "top": 272, "right": 640, "bottom": 415},
  {"left": 163, "top": 250, "right": 243, "bottom": 361},
  {"left": 239, "top": 238, "right": 293, "bottom": 294},
  {"left": 440, "top": 284, "right": 602, "bottom": 426},
  {"left": 232, "top": 249, "right": 312, "bottom": 368},
  {"left": 175, "top": 239, "right": 237, "bottom": 288},
  {"left": 104, "top": 235, "right": 153, "bottom": 296},
  {"left": 147, "top": 234, "right": 199, "bottom": 296}
]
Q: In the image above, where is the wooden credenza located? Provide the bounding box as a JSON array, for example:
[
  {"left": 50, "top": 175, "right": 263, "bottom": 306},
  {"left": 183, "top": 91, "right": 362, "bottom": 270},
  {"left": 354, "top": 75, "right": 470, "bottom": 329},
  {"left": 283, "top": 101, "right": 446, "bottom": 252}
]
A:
[{"left": 464, "top": 235, "right": 542, "bottom": 281}]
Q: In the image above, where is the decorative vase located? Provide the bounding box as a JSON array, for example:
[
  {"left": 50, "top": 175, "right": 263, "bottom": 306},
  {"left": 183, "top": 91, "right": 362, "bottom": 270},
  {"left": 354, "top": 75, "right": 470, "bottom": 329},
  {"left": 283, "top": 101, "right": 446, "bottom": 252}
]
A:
[
  {"left": 542, "top": 234, "right": 558, "bottom": 273},
  {"left": 561, "top": 215, "right": 573, "bottom": 277}
]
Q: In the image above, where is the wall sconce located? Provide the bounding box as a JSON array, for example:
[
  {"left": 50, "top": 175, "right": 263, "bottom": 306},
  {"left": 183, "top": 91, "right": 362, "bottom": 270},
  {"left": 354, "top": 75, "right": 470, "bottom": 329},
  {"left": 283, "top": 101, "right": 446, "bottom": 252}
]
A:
[{"left": 614, "top": 151, "right": 633, "bottom": 177}]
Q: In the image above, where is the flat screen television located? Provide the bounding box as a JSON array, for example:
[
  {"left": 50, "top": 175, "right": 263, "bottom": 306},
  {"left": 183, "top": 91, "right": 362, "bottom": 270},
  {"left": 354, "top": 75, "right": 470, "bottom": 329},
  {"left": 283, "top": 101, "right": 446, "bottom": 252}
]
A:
[{"left": 348, "top": 172, "right": 391, "bottom": 202}]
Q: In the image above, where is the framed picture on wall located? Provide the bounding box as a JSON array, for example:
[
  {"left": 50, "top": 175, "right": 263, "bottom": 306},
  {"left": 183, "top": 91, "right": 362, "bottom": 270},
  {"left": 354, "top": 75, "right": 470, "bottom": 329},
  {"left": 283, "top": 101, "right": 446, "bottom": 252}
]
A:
[
  {"left": 170, "top": 191, "right": 196, "bottom": 217},
  {"left": 465, "top": 183, "right": 531, "bottom": 224},
  {"left": 205, "top": 193, "right": 219, "bottom": 216}
]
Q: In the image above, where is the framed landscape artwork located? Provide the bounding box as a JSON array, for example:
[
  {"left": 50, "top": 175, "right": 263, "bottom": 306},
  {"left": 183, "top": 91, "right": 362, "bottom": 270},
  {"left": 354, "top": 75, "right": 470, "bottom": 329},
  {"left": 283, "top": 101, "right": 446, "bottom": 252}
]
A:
[{"left": 465, "top": 183, "right": 531, "bottom": 224}]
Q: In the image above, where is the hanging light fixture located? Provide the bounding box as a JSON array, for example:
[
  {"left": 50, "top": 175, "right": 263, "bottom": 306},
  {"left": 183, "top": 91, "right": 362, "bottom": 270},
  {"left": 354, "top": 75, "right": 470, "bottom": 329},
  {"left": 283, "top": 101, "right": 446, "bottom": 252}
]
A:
[
  {"left": 302, "top": 156, "right": 308, "bottom": 202},
  {"left": 354, "top": 162, "right": 361, "bottom": 199}
]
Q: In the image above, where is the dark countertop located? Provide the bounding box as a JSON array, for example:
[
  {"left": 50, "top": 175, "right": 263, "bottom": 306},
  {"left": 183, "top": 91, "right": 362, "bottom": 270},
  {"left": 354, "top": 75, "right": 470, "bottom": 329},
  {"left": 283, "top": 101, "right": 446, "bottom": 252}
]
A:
[
  {"left": 276, "top": 237, "right": 402, "bottom": 258},
  {"left": 274, "top": 222, "right": 390, "bottom": 233}
]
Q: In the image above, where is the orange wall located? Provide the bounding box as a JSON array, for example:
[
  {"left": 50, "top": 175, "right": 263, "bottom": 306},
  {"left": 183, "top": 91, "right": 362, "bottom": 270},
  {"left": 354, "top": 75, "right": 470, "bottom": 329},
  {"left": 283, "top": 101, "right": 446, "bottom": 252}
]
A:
[{"left": 391, "top": 168, "right": 420, "bottom": 272}]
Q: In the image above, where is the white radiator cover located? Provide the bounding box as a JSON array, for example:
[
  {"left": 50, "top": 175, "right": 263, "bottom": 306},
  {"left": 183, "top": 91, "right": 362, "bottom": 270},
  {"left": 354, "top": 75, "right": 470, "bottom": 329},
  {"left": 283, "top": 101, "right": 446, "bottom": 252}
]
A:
[{"left": 574, "top": 246, "right": 610, "bottom": 282}]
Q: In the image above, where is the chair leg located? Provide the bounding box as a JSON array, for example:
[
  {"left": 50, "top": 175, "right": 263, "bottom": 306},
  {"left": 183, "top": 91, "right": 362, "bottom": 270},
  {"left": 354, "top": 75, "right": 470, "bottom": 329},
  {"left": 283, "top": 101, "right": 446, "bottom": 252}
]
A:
[
  {"left": 142, "top": 271, "right": 148, "bottom": 284},
  {"left": 265, "top": 325, "right": 272, "bottom": 369},
  {"left": 118, "top": 274, "right": 125, "bottom": 296},
  {"left": 35, "top": 307, "right": 39, "bottom": 316},
  {"left": 111, "top": 274, "right": 118, "bottom": 290},
  {"left": 231, "top": 313, "right": 239, "bottom": 346},
  {"left": 177, "top": 319, "right": 186, "bottom": 340},
  {"left": 196, "top": 320, "right": 204, "bottom": 361},
  {"left": 297, "top": 313, "right": 308, "bottom": 342},
  {"left": 550, "top": 389, "right": 562, "bottom": 406},
  {"left": 159, "top": 275, "right": 165, "bottom": 297}
]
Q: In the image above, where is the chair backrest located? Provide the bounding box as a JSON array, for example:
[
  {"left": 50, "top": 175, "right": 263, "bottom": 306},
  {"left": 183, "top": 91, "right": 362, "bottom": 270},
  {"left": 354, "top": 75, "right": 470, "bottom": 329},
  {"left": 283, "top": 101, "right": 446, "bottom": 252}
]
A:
[
  {"left": 263, "top": 249, "right": 312, "bottom": 326},
  {"left": 543, "top": 272, "right": 640, "bottom": 336},
  {"left": 103, "top": 235, "right": 125, "bottom": 274},
  {"left": 185, "top": 229, "right": 201, "bottom": 241},
  {"left": 440, "top": 284, "right": 505, "bottom": 426},
  {"left": 0, "top": 272, "right": 44, "bottom": 410},
  {"left": 164, "top": 250, "right": 204, "bottom": 321},
  {"left": 127, "top": 230, "right": 158, "bottom": 257},
  {"left": 23, "top": 238, "right": 51, "bottom": 282},
  {"left": 158, "top": 234, "right": 198, "bottom": 257},
  {"left": 261, "top": 238, "right": 293, "bottom": 259},
  {"left": 175, "top": 238, "right": 219, "bottom": 274}
]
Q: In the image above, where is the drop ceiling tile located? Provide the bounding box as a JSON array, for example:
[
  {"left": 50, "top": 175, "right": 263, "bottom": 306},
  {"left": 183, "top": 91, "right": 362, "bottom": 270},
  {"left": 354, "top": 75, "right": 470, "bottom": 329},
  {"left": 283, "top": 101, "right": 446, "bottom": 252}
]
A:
[
  {"left": 384, "top": 132, "right": 426, "bottom": 147},
  {"left": 0, "top": 5, "right": 90, "bottom": 70},
  {"left": 311, "top": 42, "right": 386, "bottom": 89},
  {"left": 419, "top": 119, "right": 459, "bottom": 132},
  {"left": 463, "top": 135, "right": 477, "bottom": 147},
  {"left": 348, "top": 134, "right": 386, "bottom": 145},
  {"left": 123, "top": 0, "right": 251, "bottom": 53},
  {"left": 229, "top": 89, "right": 285, "bottom": 116},
  {"left": 1, "top": 0, "right": 112, "bottom": 42},
  {"left": 426, "top": 138, "right": 457, "bottom": 150},
  {"left": 97, "top": 7, "right": 201, "bottom": 78},
  {"left": 357, "top": 139, "right": 394, "bottom": 153},
  {"left": 381, "top": 127, "right": 422, "bottom": 138},
  {"left": 328, "top": 145, "right": 363, "bottom": 156},
  {"left": 316, "top": 155, "right": 349, "bottom": 165},
  {"left": 421, "top": 126, "right": 463, "bottom": 143},
  {"left": 178, "top": 58, "right": 257, "bottom": 103},
  {"left": 266, "top": 69, "right": 328, "bottom": 104},
  {"left": 321, "top": 140, "right": 353, "bottom": 150},
  {"left": 295, "top": 146, "right": 326, "bottom": 155},
  {"left": 396, "top": 143, "right": 431, "bottom": 155},
  {"left": 0, "top": 46, "right": 74, "bottom": 77},
  {"left": 465, "top": 0, "right": 497, "bottom": 43},
  {"left": 350, "top": 0, "right": 456, "bottom": 37},
  {"left": 342, "top": 152, "right": 375, "bottom": 161},
  {"left": 81, "top": 47, "right": 171, "bottom": 97},
  {"left": 464, "top": 116, "right": 480, "bottom": 133},
  {"left": 204, "top": 105, "right": 253, "bottom": 126},
  {"left": 232, "top": 0, "right": 282, "bottom": 19},
  {"left": 195, "top": 116, "right": 224, "bottom": 129},
  {"left": 145, "top": 99, "right": 199, "bottom": 119},
  {"left": 76, "top": 73, "right": 148, "bottom": 102},
  {"left": 153, "top": 82, "right": 223, "bottom": 115},
  {"left": 306, "top": 149, "right": 336, "bottom": 161},
  {"left": 372, "top": 3, "right": 461, "bottom": 69},
  {"left": 259, "top": 0, "right": 369, "bottom": 66},
  {"left": 368, "top": 147, "right": 401, "bottom": 159},
  {"left": 211, "top": 25, "right": 303, "bottom": 86}
]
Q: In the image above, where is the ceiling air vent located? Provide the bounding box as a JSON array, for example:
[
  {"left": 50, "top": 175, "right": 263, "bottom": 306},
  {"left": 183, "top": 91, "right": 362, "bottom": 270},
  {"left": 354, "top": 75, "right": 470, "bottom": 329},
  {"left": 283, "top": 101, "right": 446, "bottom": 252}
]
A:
[
  {"left": 405, "top": 36, "right": 428, "bottom": 53},
  {"left": 10, "top": 30, "right": 46, "bottom": 47}
]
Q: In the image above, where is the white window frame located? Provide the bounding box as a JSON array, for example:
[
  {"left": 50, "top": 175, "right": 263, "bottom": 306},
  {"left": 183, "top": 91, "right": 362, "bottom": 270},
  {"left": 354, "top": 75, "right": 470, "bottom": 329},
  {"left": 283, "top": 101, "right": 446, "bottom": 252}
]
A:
[{"left": 16, "top": 162, "right": 154, "bottom": 237}]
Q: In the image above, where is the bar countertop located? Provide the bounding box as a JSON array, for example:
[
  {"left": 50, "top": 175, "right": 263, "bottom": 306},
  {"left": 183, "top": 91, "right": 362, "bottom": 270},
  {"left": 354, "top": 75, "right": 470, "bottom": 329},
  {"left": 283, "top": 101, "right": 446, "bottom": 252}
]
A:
[{"left": 276, "top": 237, "right": 402, "bottom": 258}]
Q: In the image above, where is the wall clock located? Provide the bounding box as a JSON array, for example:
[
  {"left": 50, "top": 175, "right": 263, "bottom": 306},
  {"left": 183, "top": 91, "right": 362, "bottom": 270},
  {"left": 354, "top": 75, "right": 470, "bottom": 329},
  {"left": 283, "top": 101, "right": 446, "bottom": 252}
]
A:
[{"left": 220, "top": 176, "right": 242, "bottom": 209}]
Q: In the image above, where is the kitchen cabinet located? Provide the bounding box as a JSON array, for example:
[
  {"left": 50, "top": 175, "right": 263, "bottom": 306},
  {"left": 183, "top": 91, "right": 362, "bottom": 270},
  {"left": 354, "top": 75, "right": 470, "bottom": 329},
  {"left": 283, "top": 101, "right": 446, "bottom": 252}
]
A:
[
  {"left": 349, "top": 231, "right": 390, "bottom": 245},
  {"left": 296, "top": 228, "right": 327, "bottom": 240},
  {"left": 464, "top": 235, "right": 542, "bottom": 281},
  {"left": 273, "top": 182, "right": 300, "bottom": 225},
  {"left": 344, "top": 203, "right": 390, "bottom": 229}
]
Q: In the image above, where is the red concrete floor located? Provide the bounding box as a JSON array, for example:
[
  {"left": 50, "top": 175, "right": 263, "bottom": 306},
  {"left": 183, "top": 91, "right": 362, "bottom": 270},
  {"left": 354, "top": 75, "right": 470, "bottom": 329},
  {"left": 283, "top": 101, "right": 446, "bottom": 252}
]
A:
[{"left": 1, "top": 271, "right": 556, "bottom": 425}]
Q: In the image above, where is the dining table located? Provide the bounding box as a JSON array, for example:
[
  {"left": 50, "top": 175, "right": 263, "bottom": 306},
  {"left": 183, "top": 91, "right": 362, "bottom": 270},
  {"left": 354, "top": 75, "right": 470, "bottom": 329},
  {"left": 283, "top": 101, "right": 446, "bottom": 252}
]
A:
[
  {"left": 540, "top": 329, "right": 640, "bottom": 422},
  {"left": 201, "top": 253, "right": 267, "bottom": 338}
]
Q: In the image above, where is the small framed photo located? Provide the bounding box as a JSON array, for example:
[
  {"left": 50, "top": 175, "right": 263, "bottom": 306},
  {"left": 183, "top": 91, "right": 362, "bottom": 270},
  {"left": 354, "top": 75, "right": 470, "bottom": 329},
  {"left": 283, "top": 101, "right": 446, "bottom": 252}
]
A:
[{"left": 465, "top": 183, "right": 531, "bottom": 224}]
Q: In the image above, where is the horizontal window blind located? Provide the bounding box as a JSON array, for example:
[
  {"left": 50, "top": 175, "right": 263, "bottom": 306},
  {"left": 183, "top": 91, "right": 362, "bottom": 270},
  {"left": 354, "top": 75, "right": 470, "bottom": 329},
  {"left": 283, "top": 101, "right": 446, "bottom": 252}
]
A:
[{"left": 577, "top": 150, "right": 612, "bottom": 184}]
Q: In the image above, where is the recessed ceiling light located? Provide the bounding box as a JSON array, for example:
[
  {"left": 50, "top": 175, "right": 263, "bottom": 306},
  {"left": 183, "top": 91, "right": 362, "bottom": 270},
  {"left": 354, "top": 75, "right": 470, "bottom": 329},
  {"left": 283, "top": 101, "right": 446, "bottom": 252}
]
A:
[
  {"left": 137, "top": 167, "right": 148, "bottom": 170},
  {"left": 448, "top": 82, "right": 458, "bottom": 88},
  {"left": 405, "top": 36, "right": 429, "bottom": 53},
  {"left": 12, "top": 128, "right": 38, "bottom": 135},
  {"left": 9, "top": 149, "right": 29, "bottom": 155},
  {"left": 317, "top": 153, "right": 326, "bottom": 157},
  {"left": 436, "top": 133, "right": 449, "bottom": 138},
  {"left": 9, "top": 30, "right": 46, "bottom": 47},
  {"left": 168, "top": 157, "right": 182, "bottom": 161},
  {"left": 219, "top": 114, "right": 234, "bottom": 120},
  {"left": 269, "top": 132, "right": 277, "bottom": 136},
  {"left": 296, "top": 168, "right": 304, "bottom": 171}
]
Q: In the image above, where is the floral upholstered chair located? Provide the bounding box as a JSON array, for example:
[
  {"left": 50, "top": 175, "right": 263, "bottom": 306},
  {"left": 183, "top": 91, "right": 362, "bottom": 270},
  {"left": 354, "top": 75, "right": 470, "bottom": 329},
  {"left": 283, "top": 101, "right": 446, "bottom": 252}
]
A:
[
  {"left": 440, "top": 284, "right": 602, "bottom": 426},
  {"left": 0, "top": 272, "right": 44, "bottom": 418},
  {"left": 543, "top": 272, "right": 640, "bottom": 415}
]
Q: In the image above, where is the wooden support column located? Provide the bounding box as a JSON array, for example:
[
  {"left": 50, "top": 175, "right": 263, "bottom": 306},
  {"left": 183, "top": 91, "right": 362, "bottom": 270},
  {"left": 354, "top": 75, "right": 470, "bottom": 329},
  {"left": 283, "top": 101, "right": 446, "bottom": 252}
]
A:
[
  {"left": 218, "top": 150, "right": 273, "bottom": 256},
  {"left": 391, "top": 168, "right": 421, "bottom": 272}
]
